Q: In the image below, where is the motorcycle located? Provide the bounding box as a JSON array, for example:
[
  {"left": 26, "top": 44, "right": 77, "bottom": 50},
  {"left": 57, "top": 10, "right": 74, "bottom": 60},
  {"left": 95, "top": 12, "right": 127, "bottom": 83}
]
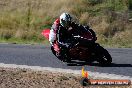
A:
[{"left": 42, "top": 28, "right": 112, "bottom": 65}]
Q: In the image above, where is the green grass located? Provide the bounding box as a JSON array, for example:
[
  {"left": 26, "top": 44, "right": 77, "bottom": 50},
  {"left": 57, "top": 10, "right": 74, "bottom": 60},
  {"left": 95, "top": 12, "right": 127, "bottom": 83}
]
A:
[
  {"left": 0, "top": 37, "right": 45, "bottom": 44},
  {"left": 0, "top": 0, "right": 132, "bottom": 47}
]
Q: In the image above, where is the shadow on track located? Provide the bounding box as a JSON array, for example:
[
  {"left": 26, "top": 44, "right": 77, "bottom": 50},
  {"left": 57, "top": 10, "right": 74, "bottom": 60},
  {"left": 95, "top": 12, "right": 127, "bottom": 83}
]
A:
[{"left": 67, "top": 61, "right": 132, "bottom": 67}]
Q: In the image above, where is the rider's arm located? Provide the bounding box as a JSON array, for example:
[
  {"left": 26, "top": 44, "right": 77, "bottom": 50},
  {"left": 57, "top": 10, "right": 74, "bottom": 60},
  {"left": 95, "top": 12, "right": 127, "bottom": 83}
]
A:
[
  {"left": 57, "top": 29, "right": 70, "bottom": 47},
  {"left": 56, "top": 29, "right": 65, "bottom": 44}
]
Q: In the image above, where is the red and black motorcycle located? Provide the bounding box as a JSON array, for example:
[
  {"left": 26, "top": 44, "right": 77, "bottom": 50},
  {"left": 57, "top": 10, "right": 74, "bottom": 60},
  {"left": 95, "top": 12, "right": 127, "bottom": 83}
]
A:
[{"left": 42, "top": 29, "right": 112, "bottom": 65}]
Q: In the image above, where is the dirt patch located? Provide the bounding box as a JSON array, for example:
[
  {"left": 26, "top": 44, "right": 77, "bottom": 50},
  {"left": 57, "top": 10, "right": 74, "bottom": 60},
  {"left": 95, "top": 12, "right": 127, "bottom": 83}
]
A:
[{"left": 0, "top": 67, "right": 131, "bottom": 88}]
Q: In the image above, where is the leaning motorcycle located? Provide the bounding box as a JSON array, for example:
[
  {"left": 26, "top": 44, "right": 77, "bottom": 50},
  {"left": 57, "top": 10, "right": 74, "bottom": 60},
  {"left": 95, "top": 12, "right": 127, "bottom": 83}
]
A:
[{"left": 42, "top": 28, "right": 112, "bottom": 65}]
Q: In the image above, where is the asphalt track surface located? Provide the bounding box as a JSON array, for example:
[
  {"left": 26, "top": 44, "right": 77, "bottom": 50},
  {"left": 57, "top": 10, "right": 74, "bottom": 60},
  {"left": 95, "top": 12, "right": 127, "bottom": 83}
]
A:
[{"left": 0, "top": 44, "right": 132, "bottom": 77}]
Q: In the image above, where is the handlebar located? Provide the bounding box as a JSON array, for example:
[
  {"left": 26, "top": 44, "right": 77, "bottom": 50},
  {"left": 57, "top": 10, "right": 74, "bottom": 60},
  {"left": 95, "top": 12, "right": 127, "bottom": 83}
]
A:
[{"left": 73, "top": 35, "right": 93, "bottom": 41}]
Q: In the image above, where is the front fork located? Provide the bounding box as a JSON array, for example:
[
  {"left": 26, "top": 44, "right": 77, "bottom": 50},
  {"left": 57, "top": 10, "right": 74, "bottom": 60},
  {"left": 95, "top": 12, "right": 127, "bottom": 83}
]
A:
[{"left": 90, "top": 43, "right": 102, "bottom": 61}]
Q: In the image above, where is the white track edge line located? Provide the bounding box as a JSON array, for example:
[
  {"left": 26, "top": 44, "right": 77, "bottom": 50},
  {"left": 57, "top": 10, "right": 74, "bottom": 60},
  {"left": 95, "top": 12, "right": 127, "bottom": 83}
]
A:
[{"left": 0, "top": 63, "right": 131, "bottom": 81}]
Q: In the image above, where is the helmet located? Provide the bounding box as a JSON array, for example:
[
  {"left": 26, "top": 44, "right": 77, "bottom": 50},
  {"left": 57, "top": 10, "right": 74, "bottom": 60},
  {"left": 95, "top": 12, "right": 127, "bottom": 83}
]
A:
[{"left": 60, "top": 13, "right": 72, "bottom": 27}]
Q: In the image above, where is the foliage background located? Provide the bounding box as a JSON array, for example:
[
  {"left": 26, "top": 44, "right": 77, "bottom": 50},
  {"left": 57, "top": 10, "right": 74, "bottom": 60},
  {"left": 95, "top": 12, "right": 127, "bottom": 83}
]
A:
[{"left": 0, "top": 0, "right": 132, "bottom": 47}]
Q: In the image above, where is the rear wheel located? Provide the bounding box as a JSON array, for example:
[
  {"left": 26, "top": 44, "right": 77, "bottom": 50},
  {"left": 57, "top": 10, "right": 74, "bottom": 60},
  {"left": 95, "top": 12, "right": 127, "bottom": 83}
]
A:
[{"left": 51, "top": 46, "right": 71, "bottom": 63}]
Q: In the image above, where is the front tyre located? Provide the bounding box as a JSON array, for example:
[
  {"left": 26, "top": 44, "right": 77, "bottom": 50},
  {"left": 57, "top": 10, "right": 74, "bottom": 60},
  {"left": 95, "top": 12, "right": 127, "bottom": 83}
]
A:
[{"left": 96, "top": 46, "right": 112, "bottom": 65}]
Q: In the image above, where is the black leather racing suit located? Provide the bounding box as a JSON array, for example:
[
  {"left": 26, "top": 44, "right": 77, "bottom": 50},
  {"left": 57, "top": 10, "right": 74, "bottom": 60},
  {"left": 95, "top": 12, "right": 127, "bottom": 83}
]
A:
[{"left": 56, "top": 22, "right": 96, "bottom": 48}]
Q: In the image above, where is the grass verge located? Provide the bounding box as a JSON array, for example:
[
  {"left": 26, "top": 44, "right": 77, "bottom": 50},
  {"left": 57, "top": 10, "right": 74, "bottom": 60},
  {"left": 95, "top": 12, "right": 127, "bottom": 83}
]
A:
[{"left": 0, "top": 0, "right": 132, "bottom": 47}]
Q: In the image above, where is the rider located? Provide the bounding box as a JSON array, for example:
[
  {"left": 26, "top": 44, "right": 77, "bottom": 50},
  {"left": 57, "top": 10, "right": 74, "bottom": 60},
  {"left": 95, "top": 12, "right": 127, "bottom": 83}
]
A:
[{"left": 49, "top": 12, "right": 96, "bottom": 57}]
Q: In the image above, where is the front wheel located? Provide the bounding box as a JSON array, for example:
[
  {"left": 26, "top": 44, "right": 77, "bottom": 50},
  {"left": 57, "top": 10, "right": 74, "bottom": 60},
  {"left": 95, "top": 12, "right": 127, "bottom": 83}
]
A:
[{"left": 96, "top": 46, "right": 112, "bottom": 65}]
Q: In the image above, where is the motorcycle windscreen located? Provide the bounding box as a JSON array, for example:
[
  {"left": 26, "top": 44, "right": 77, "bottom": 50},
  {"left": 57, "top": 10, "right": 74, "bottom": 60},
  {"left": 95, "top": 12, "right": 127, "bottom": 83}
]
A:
[
  {"left": 41, "top": 29, "right": 50, "bottom": 39},
  {"left": 82, "top": 31, "right": 93, "bottom": 41}
]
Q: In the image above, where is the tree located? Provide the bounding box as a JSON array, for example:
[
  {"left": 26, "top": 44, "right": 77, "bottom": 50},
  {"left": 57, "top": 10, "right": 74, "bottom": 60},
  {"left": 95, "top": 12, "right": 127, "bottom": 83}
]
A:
[{"left": 129, "top": 0, "right": 132, "bottom": 11}]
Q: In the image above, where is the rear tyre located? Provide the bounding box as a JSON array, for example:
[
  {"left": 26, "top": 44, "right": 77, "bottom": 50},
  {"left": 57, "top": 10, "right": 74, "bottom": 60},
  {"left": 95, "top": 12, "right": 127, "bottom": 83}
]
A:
[{"left": 51, "top": 46, "right": 71, "bottom": 63}]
